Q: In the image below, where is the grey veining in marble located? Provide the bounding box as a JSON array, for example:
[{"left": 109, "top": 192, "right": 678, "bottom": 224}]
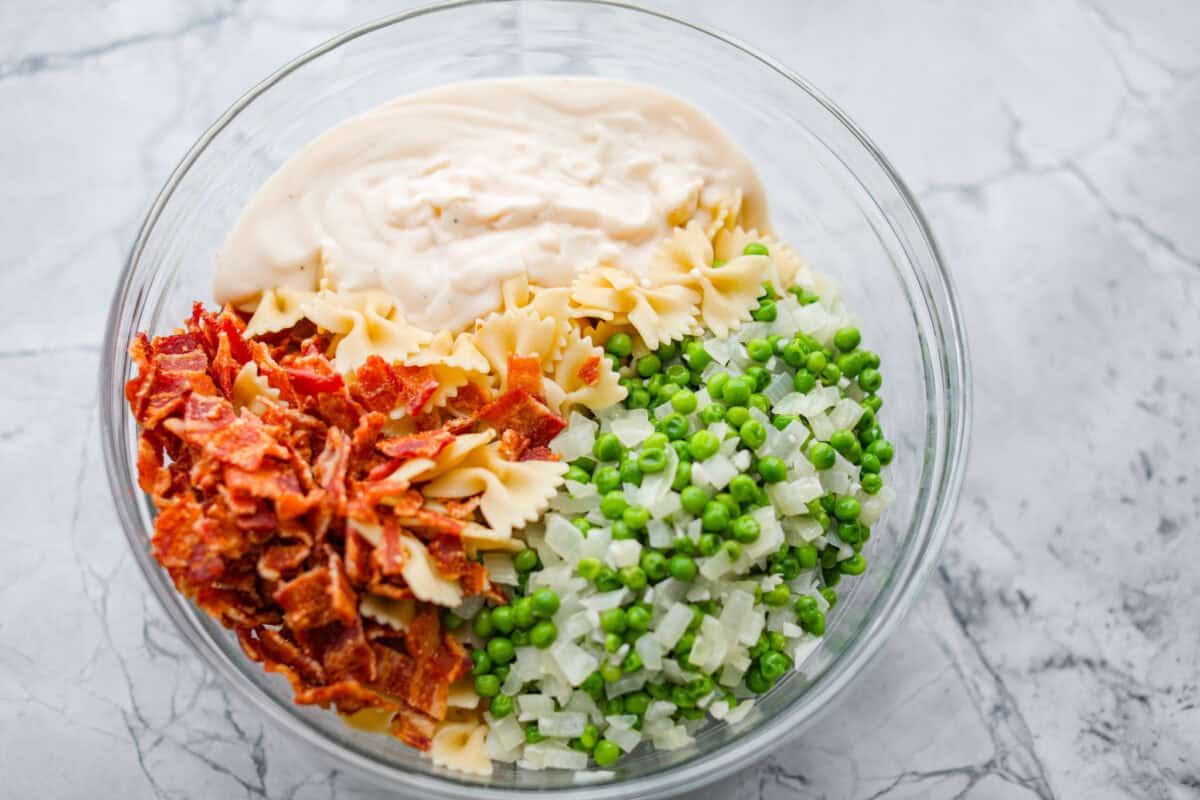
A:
[{"left": 1, "top": 1, "right": 1198, "bottom": 798}]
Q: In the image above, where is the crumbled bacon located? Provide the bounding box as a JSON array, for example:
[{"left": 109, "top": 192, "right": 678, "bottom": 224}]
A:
[
  {"left": 506, "top": 354, "right": 545, "bottom": 398},
  {"left": 577, "top": 354, "right": 602, "bottom": 386},
  {"left": 125, "top": 309, "right": 522, "bottom": 750}
]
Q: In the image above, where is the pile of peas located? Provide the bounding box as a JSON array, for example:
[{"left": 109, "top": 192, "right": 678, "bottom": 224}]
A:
[{"left": 467, "top": 243, "right": 892, "bottom": 765}]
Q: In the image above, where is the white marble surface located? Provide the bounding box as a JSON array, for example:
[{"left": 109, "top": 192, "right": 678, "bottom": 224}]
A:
[{"left": 2, "top": 1, "right": 1198, "bottom": 798}]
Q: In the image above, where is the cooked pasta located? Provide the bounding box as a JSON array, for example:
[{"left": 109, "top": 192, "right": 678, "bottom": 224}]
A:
[{"left": 430, "top": 719, "right": 492, "bottom": 776}]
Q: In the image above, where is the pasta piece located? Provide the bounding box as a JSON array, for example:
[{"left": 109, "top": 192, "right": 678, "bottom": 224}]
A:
[
  {"left": 430, "top": 719, "right": 492, "bottom": 777},
  {"left": 713, "top": 226, "right": 806, "bottom": 289},
  {"left": 422, "top": 442, "right": 567, "bottom": 539},
  {"left": 359, "top": 595, "right": 416, "bottom": 631},
  {"left": 696, "top": 189, "right": 744, "bottom": 242},
  {"left": 545, "top": 328, "right": 626, "bottom": 413},
  {"left": 406, "top": 330, "right": 491, "bottom": 408},
  {"left": 305, "top": 289, "right": 433, "bottom": 372},
  {"left": 244, "top": 288, "right": 314, "bottom": 336},
  {"left": 472, "top": 309, "right": 559, "bottom": 392},
  {"left": 400, "top": 535, "right": 464, "bottom": 607},
  {"left": 447, "top": 678, "right": 481, "bottom": 710},
  {"left": 570, "top": 267, "right": 699, "bottom": 350},
  {"left": 372, "top": 430, "right": 498, "bottom": 498},
  {"left": 651, "top": 222, "right": 770, "bottom": 338},
  {"left": 231, "top": 361, "right": 280, "bottom": 415},
  {"left": 461, "top": 522, "right": 525, "bottom": 555}
]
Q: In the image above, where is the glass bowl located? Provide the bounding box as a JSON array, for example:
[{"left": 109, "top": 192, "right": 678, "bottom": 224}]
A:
[{"left": 100, "top": 1, "right": 971, "bottom": 797}]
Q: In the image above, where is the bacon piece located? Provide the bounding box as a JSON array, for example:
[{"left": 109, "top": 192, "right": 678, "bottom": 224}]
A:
[
  {"left": 408, "top": 634, "right": 471, "bottom": 718},
  {"left": 127, "top": 333, "right": 217, "bottom": 429},
  {"left": 376, "top": 429, "right": 455, "bottom": 461},
  {"left": 392, "top": 706, "right": 437, "bottom": 750},
  {"left": 425, "top": 536, "right": 470, "bottom": 579},
  {"left": 405, "top": 607, "right": 441, "bottom": 661},
  {"left": 224, "top": 461, "right": 311, "bottom": 521},
  {"left": 460, "top": 561, "right": 504, "bottom": 603},
  {"left": 391, "top": 364, "right": 439, "bottom": 417},
  {"left": 249, "top": 340, "right": 299, "bottom": 406},
  {"left": 239, "top": 626, "right": 326, "bottom": 687},
  {"left": 478, "top": 389, "right": 567, "bottom": 448},
  {"left": 274, "top": 555, "right": 357, "bottom": 632},
  {"left": 443, "top": 381, "right": 491, "bottom": 422},
  {"left": 164, "top": 393, "right": 289, "bottom": 471},
  {"left": 394, "top": 507, "right": 464, "bottom": 538},
  {"left": 374, "top": 521, "right": 409, "bottom": 577},
  {"left": 343, "top": 531, "right": 374, "bottom": 586},
  {"left": 577, "top": 354, "right": 602, "bottom": 386},
  {"left": 520, "top": 445, "right": 559, "bottom": 462},
  {"left": 320, "top": 618, "right": 377, "bottom": 683},
  {"left": 443, "top": 496, "right": 481, "bottom": 520},
  {"left": 506, "top": 354, "right": 544, "bottom": 399},
  {"left": 351, "top": 355, "right": 401, "bottom": 414},
  {"left": 285, "top": 367, "right": 345, "bottom": 395},
  {"left": 257, "top": 542, "right": 311, "bottom": 581},
  {"left": 295, "top": 680, "right": 392, "bottom": 714},
  {"left": 349, "top": 411, "right": 389, "bottom": 469},
  {"left": 499, "top": 428, "right": 530, "bottom": 461},
  {"left": 312, "top": 427, "right": 351, "bottom": 535},
  {"left": 372, "top": 643, "right": 414, "bottom": 698}
]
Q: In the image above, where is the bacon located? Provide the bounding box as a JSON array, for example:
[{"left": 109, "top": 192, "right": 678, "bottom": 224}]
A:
[
  {"left": 394, "top": 507, "right": 465, "bottom": 538},
  {"left": 443, "top": 496, "right": 481, "bottom": 520},
  {"left": 391, "top": 364, "right": 439, "bottom": 416},
  {"left": 126, "top": 333, "right": 216, "bottom": 429},
  {"left": 520, "top": 445, "right": 559, "bottom": 462},
  {"left": 376, "top": 429, "right": 455, "bottom": 461},
  {"left": 239, "top": 626, "right": 326, "bottom": 687},
  {"left": 478, "top": 389, "right": 567, "bottom": 448},
  {"left": 577, "top": 354, "right": 602, "bottom": 386},
  {"left": 295, "top": 680, "right": 392, "bottom": 714},
  {"left": 408, "top": 634, "right": 470, "bottom": 718},
  {"left": 425, "top": 536, "right": 470, "bottom": 579},
  {"left": 372, "top": 643, "right": 414, "bottom": 698},
  {"left": 285, "top": 367, "right": 345, "bottom": 395},
  {"left": 506, "top": 354, "right": 545, "bottom": 398},
  {"left": 164, "top": 394, "right": 289, "bottom": 471},
  {"left": 257, "top": 542, "right": 311, "bottom": 580},
  {"left": 351, "top": 355, "right": 401, "bottom": 414},
  {"left": 392, "top": 706, "right": 437, "bottom": 750},
  {"left": 374, "top": 521, "right": 409, "bottom": 577},
  {"left": 274, "top": 554, "right": 358, "bottom": 633},
  {"left": 499, "top": 428, "right": 530, "bottom": 461},
  {"left": 249, "top": 340, "right": 299, "bottom": 406}
]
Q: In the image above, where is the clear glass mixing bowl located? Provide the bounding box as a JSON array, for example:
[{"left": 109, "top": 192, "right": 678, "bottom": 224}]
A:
[{"left": 100, "top": 1, "right": 971, "bottom": 797}]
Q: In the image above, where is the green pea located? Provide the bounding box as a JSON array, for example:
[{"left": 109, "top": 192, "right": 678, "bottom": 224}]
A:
[
  {"left": 862, "top": 394, "right": 883, "bottom": 413},
  {"left": 474, "top": 673, "right": 500, "bottom": 697},
  {"left": 731, "top": 515, "right": 761, "bottom": 544},
  {"left": 671, "top": 389, "right": 698, "bottom": 414},
  {"left": 491, "top": 606, "right": 515, "bottom": 634},
  {"left": 751, "top": 300, "right": 778, "bottom": 322},
  {"left": 808, "top": 442, "right": 836, "bottom": 470},
  {"left": 740, "top": 419, "right": 767, "bottom": 449},
  {"left": 572, "top": 517, "right": 593, "bottom": 535},
  {"left": 715, "top": 492, "right": 741, "bottom": 517},
  {"left": 623, "top": 691, "right": 651, "bottom": 716},
  {"left": 472, "top": 608, "right": 495, "bottom": 638},
  {"left": 564, "top": 465, "right": 590, "bottom": 484},
  {"left": 867, "top": 438, "right": 894, "bottom": 465},
  {"left": 643, "top": 432, "right": 669, "bottom": 451},
  {"left": 700, "top": 404, "right": 726, "bottom": 425},
  {"left": 593, "top": 433, "right": 624, "bottom": 462},
  {"left": 701, "top": 501, "right": 731, "bottom": 532},
  {"left": 792, "top": 369, "right": 816, "bottom": 393},
  {"left": 619, "top": 565, "right": 648, "bottom": 590},
  {"left": 799, "top": 608, "right": 827, "bottom": 635},
  {"left": 595, "top": 566, "right": 622, "bottom": 592},
  {"left": 626, "top": 605, "right": 652, "bottom": 633},
  {"left": 706, "top": 372, "right": 730, "bottom": 399},
  {"left": 671, "top": 460, "right": 693, "bottom": 491},
  {"left": 621, "top": 456, "right": 645, "bottom": 485},
  {"left": 729, "top": 474, "right": 758, "bottom": 504},
  {"left": 858, "top": 367, "right": 882, "bottom": 392},
  {"left": 656, "top": 382, "right": 682, "bottom": 403},
  {"left": 592, "top": 465, "right": 620, "bottom": 493},
  {"left": 748, "top": 394, "right": 772, "bottom": 415},
  {"left": 606, "top": 333, "right": 634, "bottom": 358},
  {"left": 722, "top": 377, "right": 753, "bottom": 406},
  {"left": 611, "top": 520, "right": 636, "bottom": 540},
  {"left": 745, "top": 667, "right": 772, "bottom": 694},
  {"left": 747, "top": 338, "right": 773, "bottom": 362},
  {"left": 834, "top": 497, "right": 861, "bottom": 522},
  {"left": 760, "top": 650, "right": 791, "bottom": 681},
  {"left": 600, "top": 490, "right": 629, "bottom": 520},
  {"left": 671, "top": 439, "right": 692, "bottom": 462},
  {"left": 840, "top": 554, "right": 867, "bottom": 575},
  {"left": 600, "top": 662, "right": 624, "bottom": 683},
  {"left": 837, "top": 352, "right": 863, "bottom": 379},
  {"left": 486, "top": 637, "right": 515, "bottom": 665},
  {"left": 722, "top": 540, "right": 742, "bottom": 560},
  {"left": 688, "top": 430, "right": 720, "bottom": 461},
  {"left": 581, "top": 671, "right": 604, "bottom": 699},
  {"left": 781, "top": 340, "right": 805, "bottom": 368},
  {"left": 725, "top": 405, "right": 750, "bottom": 428},
  {"left": 471, "top": 649, "right": 493, "bottom": 676},
  {"left": 599, "top": 608, "right": 627, "bottom": 634},
  {"left": 833, "top": 327, "right": 861, "bottom": 352},
  {"left": 513, "top": 597, "right": 536, "bottom": 629},
  {"left": 821, "top": 363, "right": 842, "bottom": 385},
  {"left": 838, "top": 521, "right": 863, "bottom": 545},
  {"left": 531, "top": 587, "right": 560, "bottom": 618},
  {"left": 623, "top": 505, "right": 651, "bottom": 531},
  {"left": 627, "top": 387, "right": 651, "bottom": 409},
  {"left": 490, "top": 692, "right": 514, "bottom": 719},
  {"left": 681, "top": 485, "right": 709, "bottom": 515},
  {"left": 745, "top": 365, "right": 770, "bottom": 391},
  {"left": 697, "top": 532, "right": 721, "bottom": 556},
  {"left": 530, "top": 620, "right": 558, "bottom": 649},
  {"left": 862, "top": 473, "right": 884, "bottom": 494},
  {"left": 780, "top": 556, "right": 801, "bottom": 580},
  {"left": 593, "top": 739, "right": 621, "bottom": 766},
  {"left": 743, "top": 242, "right": 770, "bottom": 256},
  {"left": 797, "top": 545, "right": 819, "bottom": 569},
  {"left": 859, "top": 424, "right": 883, "bottom": 446},
  {"left": 829, "top": 429, "right": 857, "bottom": 455},
  {"left": 622, "top": 651, "right": 643, "bottom": 672},
  {"left": 523, "top": 722, "right": 546, "bottom": 745},
  {"left": 860, "top": 453, "right": 881, "bottom": 474},
  {"left": 821, "top": 587, "right": 839, "bottom": 608},
  {"left": 638, "top": 551, "right": 667, "bottom": 583},
  {"left": 577, "top": 558, "right": 602, "bottom": 580},
  {"left": 514, "top": 548, "right": 540, "bottom": 574},
  {"left": 605, "top": 632, "right": 622, "bottom": 653},
  {"left": 757, "top": 456, "right": 787, "bottom": 484},
  {"left": 660, "top": 413, "right": 690, "bottom": 440},
  {"left": 668, "top": 553, "right": 698, "bottom": 581},
  {"left": 664, "top": 363, "right": 689, "bottom": 386},
  {"left": 683, "top": 340, "right": 713, "bottom": 371},
  {"left": 636, "top": 353, "right": 662, "bottom": 377},
  {"left": 763, "top": 584, "right": 791, "bottom": 607}
]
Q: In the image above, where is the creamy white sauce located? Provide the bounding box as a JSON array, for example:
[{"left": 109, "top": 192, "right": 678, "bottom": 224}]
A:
[{"left": 215, "top": 77, "right": 767, "bottom": 332}]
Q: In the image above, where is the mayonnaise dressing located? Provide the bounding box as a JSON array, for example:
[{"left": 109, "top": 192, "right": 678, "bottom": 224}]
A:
[{"left": 215, "top": 77, "right": 766, "bottom": 332}]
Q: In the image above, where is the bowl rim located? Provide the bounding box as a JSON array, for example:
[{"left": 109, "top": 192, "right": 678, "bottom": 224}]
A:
[{"left": 100, "top": 1, "right": 972, "bottom": 797}]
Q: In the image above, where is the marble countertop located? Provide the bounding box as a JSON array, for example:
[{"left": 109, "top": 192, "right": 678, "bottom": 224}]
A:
[{"left": 2, "top": 1, "right": 1197, "bottom": 797}]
